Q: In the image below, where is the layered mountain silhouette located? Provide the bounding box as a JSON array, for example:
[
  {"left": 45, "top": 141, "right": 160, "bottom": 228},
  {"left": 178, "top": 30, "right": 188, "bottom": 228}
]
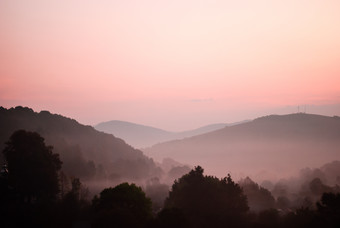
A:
[
  {"left": 0, "top": 106, "right": 162, "bottom": 182},
  {"left": 143, "top": 113, "right": 340, "bottom": 182},
  {"left": 3, "top": 107, "right": 339, "bottom": 185},
  {"left": 95, "top": 120, "right": 247, "bottom": 148}
]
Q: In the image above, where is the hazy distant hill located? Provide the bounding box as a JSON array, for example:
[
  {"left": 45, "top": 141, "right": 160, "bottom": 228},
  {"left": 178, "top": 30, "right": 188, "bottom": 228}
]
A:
[
  {"left": 144, "top": 113, "right": 340, "bottom": 182},
  {"left": 95, "top": 120, "right": 245, "bottom": 148},
  {"left": 95, "top": 120, "right": 173, "bottom": 148},
  {"left": 0, "top": 106, "right": 162, "bottom": 182}
]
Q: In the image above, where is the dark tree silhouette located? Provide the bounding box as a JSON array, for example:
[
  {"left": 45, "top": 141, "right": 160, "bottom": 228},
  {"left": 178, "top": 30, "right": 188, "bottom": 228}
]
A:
[
  {"left": 276, "top": 196, "right": 291, "bottom": 210},
  {"left": 282, "top": 207, "right": 319, "bottom": 228},
  {"left": 154, "top": 207, "right": 189, "bottom": 228},
  {"left": 3, "top": 130, "right": 62, "bottom": 202},
  {"left": 91, "top": 182, "right": 153, "bottom": 228},
  {"left": 239, "top": 176, "right": 276, "bottom": 212},
  {"left": 145, "top": 177, "right": 170, "bottom": 212},
  {"left": 164, "top": 166, "right": 249, "bottom": 228},
  {"left": 57, "top": 178, "right": 91, "bottom": 228},
  {"left": 255, "top": 208, "right": 280, "bottom": 228},
  {"left": 0, "top": 130, "right": 62, "bottom": 227},
  {"left": 310, "top": 178, "right": 333, "bottom": 196},
  {"left": 317, "top": 192, "right": 340, "bottom": 227}
]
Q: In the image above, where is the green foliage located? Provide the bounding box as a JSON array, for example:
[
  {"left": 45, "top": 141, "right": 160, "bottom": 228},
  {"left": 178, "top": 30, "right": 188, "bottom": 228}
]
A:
[
  {"left": 3, "top": 130, "right": 62, "bottom": 201},
  {"left": 164, "top": 166, "right": 249, "bottom": 228},
  {"left": 91, "top": 183, "right": 153, "bottom": 228}
]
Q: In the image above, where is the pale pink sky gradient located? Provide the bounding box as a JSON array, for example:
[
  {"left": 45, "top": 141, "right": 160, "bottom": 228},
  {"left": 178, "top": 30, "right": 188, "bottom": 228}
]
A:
[{"left": 1, "top": 0, "right": 340, "bottom": 131}]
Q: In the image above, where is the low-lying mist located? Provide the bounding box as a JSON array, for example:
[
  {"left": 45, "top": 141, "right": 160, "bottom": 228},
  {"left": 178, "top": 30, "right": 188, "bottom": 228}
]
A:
[
  {"left": 79, "top": 159, "right": 340, "bottom": 214},
  {"left": 2, "top": 107, "right": 339, "bottom": 219},
  {"left": 144, "top": 114, "right": 340, "bottom": 183}
]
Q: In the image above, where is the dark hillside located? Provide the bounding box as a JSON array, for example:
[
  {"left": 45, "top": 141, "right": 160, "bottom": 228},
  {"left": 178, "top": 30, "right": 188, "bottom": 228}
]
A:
[{"left": 0, "top": 106, "right": 162, "bottom": 181}]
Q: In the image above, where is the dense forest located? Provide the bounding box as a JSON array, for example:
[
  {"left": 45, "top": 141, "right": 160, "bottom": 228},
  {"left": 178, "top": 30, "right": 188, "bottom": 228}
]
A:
[
  {"left": 0, "top": 106, "right": 160, "bottom": 181},
  {"left": 1, "top": 130, "right": 340, "bottom": 227},
  {"left": 0, "top": 107, "right": 190, "bottom": 193},
  {"left": 1, "top": 107, "right": 340, "bottom": 227}
]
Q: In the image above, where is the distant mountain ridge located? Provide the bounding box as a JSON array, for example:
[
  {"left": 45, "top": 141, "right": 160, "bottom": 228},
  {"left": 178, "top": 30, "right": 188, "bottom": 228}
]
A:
[
  {"left": 95, "top": 120, "right": 173, "bottom": 148},
  {"left": 143, "top": 113, "right": 340, "bottom": 182},
  {"left": 95, "top": 120, "right": 248, "bottom": 148}
]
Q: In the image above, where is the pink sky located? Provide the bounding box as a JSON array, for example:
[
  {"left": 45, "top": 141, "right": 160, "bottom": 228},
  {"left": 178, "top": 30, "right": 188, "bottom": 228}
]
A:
[{"left": 1, "top": 0, "right": 340, "bottom": 131}]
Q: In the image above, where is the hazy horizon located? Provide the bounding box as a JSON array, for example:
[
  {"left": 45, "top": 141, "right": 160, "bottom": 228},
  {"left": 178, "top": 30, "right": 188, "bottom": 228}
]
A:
[
  {"left": 1, "top": 104, "right": 340, "bottom": 132},
  {"left": 1, "top": 2, "right": 340, "bottom": 226},
  {"left": 1, "top": 0, "right": 340, "bottom": 131}
]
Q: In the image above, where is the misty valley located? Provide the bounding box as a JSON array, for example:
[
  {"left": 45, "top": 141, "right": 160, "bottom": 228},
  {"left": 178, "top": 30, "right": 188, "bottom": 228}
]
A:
[{"left": 1, "top": 106, "right": 340, "bottom": 228}]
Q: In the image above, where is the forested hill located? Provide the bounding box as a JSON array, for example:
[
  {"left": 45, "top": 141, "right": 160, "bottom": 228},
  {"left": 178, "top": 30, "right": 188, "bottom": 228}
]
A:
[
  {"left": 0, "top": 106, "right": 162, "bottom": 181},
  {"left": 144, "top": 113, "right": 340, "bottom": 181}
]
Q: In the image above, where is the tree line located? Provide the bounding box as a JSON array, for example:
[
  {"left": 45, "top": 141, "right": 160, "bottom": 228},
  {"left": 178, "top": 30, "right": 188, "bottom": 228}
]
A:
[{"left": 0, "top": 130, "right": 339, "bottom": 228}]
